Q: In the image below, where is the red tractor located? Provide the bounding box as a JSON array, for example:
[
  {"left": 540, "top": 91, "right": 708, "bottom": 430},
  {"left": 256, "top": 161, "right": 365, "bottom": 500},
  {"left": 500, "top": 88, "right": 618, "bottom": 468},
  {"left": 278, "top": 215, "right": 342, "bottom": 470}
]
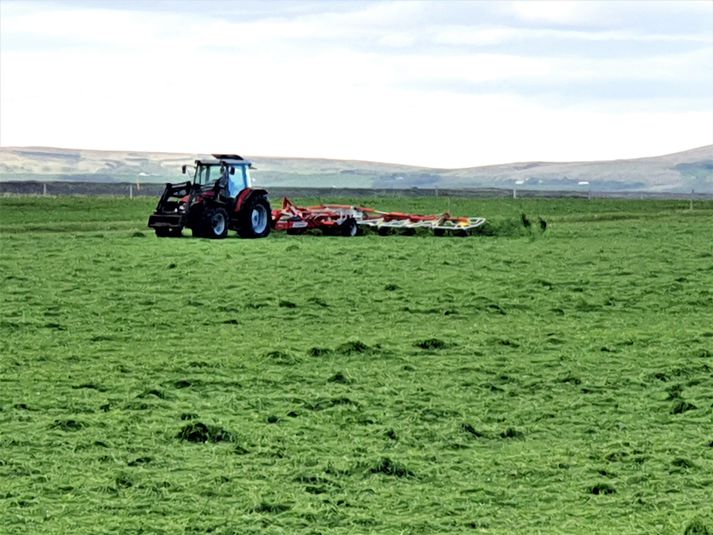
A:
[{"left": 147, "top": 154, "right": 271, "bottom": 239}]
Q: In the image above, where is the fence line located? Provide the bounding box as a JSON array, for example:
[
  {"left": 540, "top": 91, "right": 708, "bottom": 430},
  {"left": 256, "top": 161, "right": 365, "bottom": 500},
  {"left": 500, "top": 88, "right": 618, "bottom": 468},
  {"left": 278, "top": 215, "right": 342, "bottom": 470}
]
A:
[{"left": 1, "top": 181, "right": 712, "bottom": 201}]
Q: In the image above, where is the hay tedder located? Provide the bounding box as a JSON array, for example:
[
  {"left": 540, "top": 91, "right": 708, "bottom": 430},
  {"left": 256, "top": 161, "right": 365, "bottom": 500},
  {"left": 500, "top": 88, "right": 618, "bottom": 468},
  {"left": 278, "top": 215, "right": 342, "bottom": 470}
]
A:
[
  {"left": 148, "top": 154, "right": 486, "bottom": 238},
  {"left": 272, "top": 198, "right": 486, "bottom": 236}
]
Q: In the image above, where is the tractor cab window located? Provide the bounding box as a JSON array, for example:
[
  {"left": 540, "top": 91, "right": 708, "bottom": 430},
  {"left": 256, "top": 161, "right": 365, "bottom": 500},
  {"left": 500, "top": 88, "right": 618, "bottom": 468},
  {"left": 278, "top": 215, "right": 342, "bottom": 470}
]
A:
[{"left": 195, "top": 165, "right": 224, "bottom": 186}]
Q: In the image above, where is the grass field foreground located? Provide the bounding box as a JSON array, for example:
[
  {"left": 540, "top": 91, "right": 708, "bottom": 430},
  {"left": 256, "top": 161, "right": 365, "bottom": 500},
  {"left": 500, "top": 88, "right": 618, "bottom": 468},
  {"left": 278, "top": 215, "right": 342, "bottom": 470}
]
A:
[{"left": 1, "top": 196, "right": 712, "bottom": 534}]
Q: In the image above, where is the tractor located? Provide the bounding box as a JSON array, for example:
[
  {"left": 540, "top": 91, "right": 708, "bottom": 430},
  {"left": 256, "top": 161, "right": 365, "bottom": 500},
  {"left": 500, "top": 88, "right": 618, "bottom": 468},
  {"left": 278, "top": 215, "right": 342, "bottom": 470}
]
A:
[{"left": 147, "top": 154, "right": 271, "bottom": 239}]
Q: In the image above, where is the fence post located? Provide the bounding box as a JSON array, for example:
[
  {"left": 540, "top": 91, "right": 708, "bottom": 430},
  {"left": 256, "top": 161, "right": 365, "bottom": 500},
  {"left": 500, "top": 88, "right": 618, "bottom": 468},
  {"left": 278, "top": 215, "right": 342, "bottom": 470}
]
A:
[
  {"left": 43, "top": 183, "right": 47, "bottom": 196},
  {"left": 129, "top": 184, "right": 133, "bottom": 199},
  {"left": 690, "top": 189, "right": 694, "bottom": 211}
]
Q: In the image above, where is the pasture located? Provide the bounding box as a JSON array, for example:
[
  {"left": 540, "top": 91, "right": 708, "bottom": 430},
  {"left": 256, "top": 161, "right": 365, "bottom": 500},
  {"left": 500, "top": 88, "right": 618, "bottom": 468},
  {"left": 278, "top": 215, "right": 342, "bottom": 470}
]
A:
[{"left": 1, "top": 196, "right": 712, "bottom": 534}]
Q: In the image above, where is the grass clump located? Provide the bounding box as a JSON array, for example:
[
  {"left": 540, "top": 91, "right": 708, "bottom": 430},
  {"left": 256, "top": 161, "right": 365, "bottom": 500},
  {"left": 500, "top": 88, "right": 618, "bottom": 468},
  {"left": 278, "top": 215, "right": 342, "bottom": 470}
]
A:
[
  {"left": 415, "top": 338, "right": 449, "bottom": 350},
  {"left": 336, "top": 340, "right": 370, "bottom": 354},
  {"left": 590, "top": 482, "right": 616, "bottom": 495},
  {"left": 684, "top": 518, "right": 712, "bottom": 535},
  {"left": 176, "top": 422, "right": 235, "bottom": 444},
  {"left": 50, "top": 419, "right": 85, "bottom": 432},
  {"left": 368, "top": 457, "right": 414, "bottom": 478},
  {"left": 671, "top": 400, "right": 697, "bottom": 414}
]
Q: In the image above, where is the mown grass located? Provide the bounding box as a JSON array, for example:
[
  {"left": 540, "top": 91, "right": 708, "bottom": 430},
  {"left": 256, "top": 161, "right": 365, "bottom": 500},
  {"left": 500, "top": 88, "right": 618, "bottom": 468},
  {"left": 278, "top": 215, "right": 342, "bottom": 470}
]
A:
[{"left": 1, "top": 196, "right": 712, "bottom": 534}]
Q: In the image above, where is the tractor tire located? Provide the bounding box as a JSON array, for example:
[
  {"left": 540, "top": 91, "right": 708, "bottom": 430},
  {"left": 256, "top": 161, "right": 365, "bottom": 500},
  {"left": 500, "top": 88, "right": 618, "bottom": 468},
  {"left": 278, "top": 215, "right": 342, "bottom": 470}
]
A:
[
  {"left": 237, "top": 195, "right": 271, "bottom": 239},
  {"left": 155, "top": 227, "right": 182, "bottom": 238},
  {"left": 377, "top": 226, "right": 391, "bottom": 236},
  {"left": 340, "top": 217, "right": 358, "bottom": 237},
  {"left": 200, "top": 207, "right": 229, "bottom": 239}
]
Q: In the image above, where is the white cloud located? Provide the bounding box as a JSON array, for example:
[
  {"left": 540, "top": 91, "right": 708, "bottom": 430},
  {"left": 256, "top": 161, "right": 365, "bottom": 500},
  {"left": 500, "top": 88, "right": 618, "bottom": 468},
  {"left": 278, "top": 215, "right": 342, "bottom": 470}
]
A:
[{"left": 1, "top": 0, "right": 711, "bottom": 167}]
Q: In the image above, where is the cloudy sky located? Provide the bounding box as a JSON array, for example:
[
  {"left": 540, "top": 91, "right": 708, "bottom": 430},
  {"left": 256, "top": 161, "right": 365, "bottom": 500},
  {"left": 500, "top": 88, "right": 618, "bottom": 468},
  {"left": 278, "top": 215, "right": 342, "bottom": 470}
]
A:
[{"left": 1, "top": 0, "right": 711, "bottom": 167}]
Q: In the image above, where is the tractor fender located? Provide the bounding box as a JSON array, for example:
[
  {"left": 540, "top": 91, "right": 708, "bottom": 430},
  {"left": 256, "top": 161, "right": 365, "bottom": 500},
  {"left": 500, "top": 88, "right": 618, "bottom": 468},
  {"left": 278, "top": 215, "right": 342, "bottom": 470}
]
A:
[{"left": 234, "top": 188, "right": 268, "bottom": 213}]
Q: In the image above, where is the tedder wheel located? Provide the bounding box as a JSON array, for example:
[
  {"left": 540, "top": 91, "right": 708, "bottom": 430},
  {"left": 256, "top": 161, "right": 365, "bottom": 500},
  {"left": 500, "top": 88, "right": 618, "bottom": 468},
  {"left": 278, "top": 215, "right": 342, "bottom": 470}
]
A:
[
  {"left": 377, "top": 226, "right": 391, "bottom": 236},
  {"left": 237, "top": 195, "right": 271, "bottom": 239},
  {"left": 155, "top": 227, "right": 182, "bottom": 238},
  {"left": 340, "top": 217, "right": 358, "bottom": 237},
  {"left": 433, "top": 229, "right": 446, "bottom": 237},
  {"left": 201, "top": 207, "right": 229, "bottom": 239}
]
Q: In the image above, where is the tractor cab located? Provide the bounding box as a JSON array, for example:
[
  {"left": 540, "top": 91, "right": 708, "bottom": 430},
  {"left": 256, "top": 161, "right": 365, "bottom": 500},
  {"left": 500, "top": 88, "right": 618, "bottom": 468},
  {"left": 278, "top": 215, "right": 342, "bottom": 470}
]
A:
[{"left": 185, "top": 154, "right": 254, "bottom": 199}]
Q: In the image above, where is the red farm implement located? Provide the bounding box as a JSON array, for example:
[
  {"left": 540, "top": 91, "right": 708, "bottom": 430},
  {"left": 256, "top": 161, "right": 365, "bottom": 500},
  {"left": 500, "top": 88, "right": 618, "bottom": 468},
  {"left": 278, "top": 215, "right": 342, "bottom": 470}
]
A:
[{"left": 272, "top": 198, "right": 487, "bottom": 237}]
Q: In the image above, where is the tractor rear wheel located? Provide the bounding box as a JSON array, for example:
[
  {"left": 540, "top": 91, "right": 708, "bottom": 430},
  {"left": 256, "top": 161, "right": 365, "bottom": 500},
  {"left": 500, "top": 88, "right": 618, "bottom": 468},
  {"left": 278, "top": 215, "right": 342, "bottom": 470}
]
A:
[
  {"left": 237, "top": 195, "right": 271, "bottom": 239},
  {"left": 201, "top": 207, "right": 229, "bottom": 239}
]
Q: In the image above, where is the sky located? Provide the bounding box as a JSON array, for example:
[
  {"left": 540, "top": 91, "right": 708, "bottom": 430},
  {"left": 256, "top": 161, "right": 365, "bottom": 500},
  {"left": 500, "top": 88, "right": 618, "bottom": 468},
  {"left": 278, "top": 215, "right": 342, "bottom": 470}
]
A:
[{"left": 1, "top": 0, "right": 712, "bottom": 168}]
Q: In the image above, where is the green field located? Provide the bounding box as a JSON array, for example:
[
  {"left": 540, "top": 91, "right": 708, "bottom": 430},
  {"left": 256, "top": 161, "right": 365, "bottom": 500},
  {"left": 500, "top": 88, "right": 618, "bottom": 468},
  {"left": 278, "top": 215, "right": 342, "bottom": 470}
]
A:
[{"left": 1, "top": 196, "right": 712, "bottom": 534}]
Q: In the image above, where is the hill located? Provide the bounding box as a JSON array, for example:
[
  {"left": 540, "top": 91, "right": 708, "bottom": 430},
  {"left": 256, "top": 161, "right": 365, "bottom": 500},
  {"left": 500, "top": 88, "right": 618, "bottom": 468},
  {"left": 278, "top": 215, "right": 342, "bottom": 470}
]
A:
[{"left": 0, "top": 145, "right": 711, "bottom": 192}]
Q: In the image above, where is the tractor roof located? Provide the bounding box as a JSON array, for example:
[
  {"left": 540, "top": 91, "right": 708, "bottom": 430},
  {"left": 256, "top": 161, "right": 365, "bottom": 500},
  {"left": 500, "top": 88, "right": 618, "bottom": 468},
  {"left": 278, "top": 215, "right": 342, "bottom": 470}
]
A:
[{"left": 195, "top": 155, "right": 253, "bottom": 167}]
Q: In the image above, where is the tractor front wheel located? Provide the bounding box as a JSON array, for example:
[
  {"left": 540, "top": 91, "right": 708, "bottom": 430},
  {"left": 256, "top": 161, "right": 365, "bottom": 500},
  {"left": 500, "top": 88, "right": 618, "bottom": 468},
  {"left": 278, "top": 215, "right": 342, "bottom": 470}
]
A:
[
  {"left": 237, "top": 195, "right": 271, "bottom": 239},
  {"left": 200, "top": 207, "right": 229, "bottom": 239}
]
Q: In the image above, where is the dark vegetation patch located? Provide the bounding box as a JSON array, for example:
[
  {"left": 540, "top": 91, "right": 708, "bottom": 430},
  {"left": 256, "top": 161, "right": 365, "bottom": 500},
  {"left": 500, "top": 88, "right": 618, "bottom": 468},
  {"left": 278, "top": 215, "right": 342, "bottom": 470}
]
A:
[
  {"left": 384, "top": 283, "right": 400, "bottom": 291},
  {"left": 462, "top": 423, "right": 485, "bottom": 438},
  {"left": 127, "top": 456, "right": 152, "bottom": 467},
  {"left": 50, "top": 419, "right": 84, "bottom": 431},
  {"left": 328, "top": 371, "right": 353, "bottom": 384},
  {"left": 180, "top": 413, "right": 198, "bottom": 421},
  {"left": 684, "top": 518, "right": 712, "bottom": 535},
  {"left": 115, "top": 474, "right": 133, "bottom": 489},
  {"left": 385, "top": 429, "right": 398, "bottom": 440},
  {"left": 671, "top": 400, "right": 697, "bottom": 414},
  {"left": 173, "top": 379, "right": 196, "bottom": 389},
  {"left": 176, "top": 422, "right": 235, "bottom": 443},
  {"left": 138, "top": 388, "right": 170, "bottom": 400},
  {"left": 264, "top": 350, "right": 301, "bottom": 365},
  {"left": 559, "top": 375, "right": 582, "bottom": 385},
  {"left": 590, "top": 482, "right": 616, "bottom": 495},
  {"left": 486, "top": 302, "right": 507, "bottom": 315},
  {"left": 308, "top": 346, "right": 332, "bottom": 357},
  {"left": 251, "top": 502, "right": 291, "bottom": 514},
  {"left": 307, "top": 296, "right": 329, "bottom": 307},
  {"left": 368, "top": 457, "right": 414, "bottom": 478},
  {"left": 266, "top": 415, "right": 280, "bottom": 424},
  {"left": 499, "top": 427, "right": 524, "bottom": 440},
  {"left": 671, "top": 457, "right": 696, "bottom": 469},
  {"left": 278, "top": 300, "right": 297, "bottom": 308},
  {"left": 306, "top": 397, "right": 359, "bottom": 411},
  {"left": 414, "top": 338, "right": 449, "bottom": 350},
  {"left": 336, "top": 340, "right": 371, "bottom": 354},
  {"left": 221, "top": 318, "right": 239, "bottom": 325},
  {"left": 491, "top": 337, "right": 520, "bottom": 348}
]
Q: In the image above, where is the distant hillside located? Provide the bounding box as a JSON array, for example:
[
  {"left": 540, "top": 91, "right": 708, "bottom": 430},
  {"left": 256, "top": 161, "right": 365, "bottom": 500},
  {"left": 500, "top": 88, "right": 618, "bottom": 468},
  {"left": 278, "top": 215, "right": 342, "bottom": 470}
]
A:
[{"left": 1, "top": 145, "right": 711, "bottom": 192}]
